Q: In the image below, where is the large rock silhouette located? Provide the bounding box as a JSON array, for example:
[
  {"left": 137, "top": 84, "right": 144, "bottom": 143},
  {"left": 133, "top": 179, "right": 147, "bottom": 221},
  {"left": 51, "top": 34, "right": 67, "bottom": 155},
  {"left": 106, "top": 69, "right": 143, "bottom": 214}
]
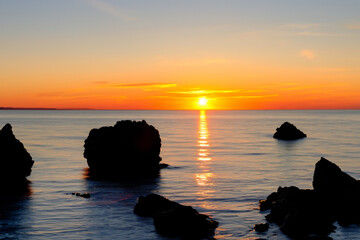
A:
[
  {"left": 313, "top": 157, "right": 360, "bottom": 225},
  {"left": 134, "top": 194, "right": 218, "bottom": 238},
  {"left": 273, "top": 122, "right": 307, "bottom": 140},
  {"left": 84, "top": 120, "right": 163, "bottom": 179},
  {"left": 0, "top": 123, "right": 34, "bottom": 193},
  {"left": 260, "top": 157, "right": 360, "bottom": 238}
]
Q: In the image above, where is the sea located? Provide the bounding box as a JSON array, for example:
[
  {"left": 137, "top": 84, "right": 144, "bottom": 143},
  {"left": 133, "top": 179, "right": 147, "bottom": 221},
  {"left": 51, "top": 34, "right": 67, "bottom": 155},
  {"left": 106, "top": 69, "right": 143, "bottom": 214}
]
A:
[{"left": 0, "top": 110, "right": 360, "bottom": 240}]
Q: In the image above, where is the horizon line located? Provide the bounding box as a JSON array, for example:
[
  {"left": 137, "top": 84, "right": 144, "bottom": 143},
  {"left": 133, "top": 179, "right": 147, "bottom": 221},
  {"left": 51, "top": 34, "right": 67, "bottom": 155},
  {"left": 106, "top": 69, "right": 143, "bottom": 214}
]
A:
[{"left": 1, "top": 107, "right": 360, "bottom": 111}]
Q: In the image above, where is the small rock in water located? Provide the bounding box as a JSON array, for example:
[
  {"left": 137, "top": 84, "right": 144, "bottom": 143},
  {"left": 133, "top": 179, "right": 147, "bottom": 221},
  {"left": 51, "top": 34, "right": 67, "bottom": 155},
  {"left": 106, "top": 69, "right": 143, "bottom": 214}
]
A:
[
  {"left": 273, "top": 122, "right": 307, "bottom": 140},
  {"left": 254, "top": 223, "right": 269, "bottom": 232},
  {"left": 134, "top": 193, "right": 218, "bottom": 238},
  {"left": 71, "top": 192, "right": 91, "bottom": 198}
]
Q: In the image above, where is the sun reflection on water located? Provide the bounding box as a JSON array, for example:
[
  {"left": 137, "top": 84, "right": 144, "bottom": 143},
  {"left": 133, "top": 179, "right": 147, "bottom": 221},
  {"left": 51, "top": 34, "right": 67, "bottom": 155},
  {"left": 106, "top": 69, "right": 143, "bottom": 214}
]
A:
[
  {"left": 197, "top": 110, "right": 211, "bottom": 162},
  {"left": 196, "top": 173, "right": 214, "bottom": 186},
  {"left": 195, "top": 110, "right": 217, "bottom": 211},
  {"left": 196, "top": 110, "right": 214, "bottom": 186}
]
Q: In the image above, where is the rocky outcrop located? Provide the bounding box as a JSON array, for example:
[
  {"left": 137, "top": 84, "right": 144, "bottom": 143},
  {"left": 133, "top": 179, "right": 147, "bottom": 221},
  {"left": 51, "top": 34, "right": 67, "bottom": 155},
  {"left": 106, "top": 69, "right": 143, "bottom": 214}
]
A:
[
  {"left": 84, "top": 120, "right": 164, "bottom": 179},
  {"left": 0, "top": 123, "right": 34, "bottom": 192},
  {"left": 313, "top": 157, "right": 360, "bottom": 225},
  {"left": 260, "top": 186, "right": 335, "bottom": 238},
  {"left": 134, "top": 194, "right": 218, "bottom": 238},
  {"left": 260, "top": 157, "right": 360, "bottom": 239},
  {"left": 273, "top": 122, "right": 307, "bottom": 140}
]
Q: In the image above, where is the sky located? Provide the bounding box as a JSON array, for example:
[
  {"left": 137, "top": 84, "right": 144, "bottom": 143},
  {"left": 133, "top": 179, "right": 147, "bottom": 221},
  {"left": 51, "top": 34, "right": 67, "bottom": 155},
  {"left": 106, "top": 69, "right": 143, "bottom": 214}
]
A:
[{"left": 0, "top": 0, "right": 359, "bottom": 110}]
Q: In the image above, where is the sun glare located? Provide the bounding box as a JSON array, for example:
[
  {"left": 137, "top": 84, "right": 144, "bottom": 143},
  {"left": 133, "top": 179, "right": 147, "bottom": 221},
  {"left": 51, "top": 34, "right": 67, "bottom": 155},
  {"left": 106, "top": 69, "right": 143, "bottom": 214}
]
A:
[{"left": 198, "top": 97, "right": 208, "bottom": 107}]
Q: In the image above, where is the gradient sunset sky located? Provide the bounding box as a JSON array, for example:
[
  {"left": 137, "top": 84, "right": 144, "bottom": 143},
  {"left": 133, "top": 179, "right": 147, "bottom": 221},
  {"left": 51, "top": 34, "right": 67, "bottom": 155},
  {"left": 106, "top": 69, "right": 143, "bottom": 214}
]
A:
[{"left": 1, "top": 0, "right": 359, "bottom": 110}]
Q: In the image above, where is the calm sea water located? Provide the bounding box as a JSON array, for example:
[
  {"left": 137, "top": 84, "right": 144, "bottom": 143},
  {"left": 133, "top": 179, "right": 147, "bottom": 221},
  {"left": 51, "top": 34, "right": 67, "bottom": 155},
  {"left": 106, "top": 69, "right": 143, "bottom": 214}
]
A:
[{"left": 1, "top": 110, "right": 360, "bottom": 240}]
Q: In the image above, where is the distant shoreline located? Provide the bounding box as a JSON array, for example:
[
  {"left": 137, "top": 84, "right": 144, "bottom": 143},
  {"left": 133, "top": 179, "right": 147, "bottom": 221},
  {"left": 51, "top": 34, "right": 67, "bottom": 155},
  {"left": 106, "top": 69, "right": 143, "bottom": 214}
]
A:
[
  {"left": 0, "top": 107, "right": 58, "bottom": 110},
  {"left": 0, "top": 107, "right": 93, "bottom": 110}
]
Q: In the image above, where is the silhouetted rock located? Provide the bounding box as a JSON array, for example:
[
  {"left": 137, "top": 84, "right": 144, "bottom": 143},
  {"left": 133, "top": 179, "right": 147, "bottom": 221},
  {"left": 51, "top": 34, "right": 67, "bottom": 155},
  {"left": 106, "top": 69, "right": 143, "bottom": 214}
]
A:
[
  {"left": 260, "top": 186, "right": 336, "bottom": 238},
  {"left": 254, "top": 223, "right": 269, "bottom": 232},
  {"left": 259, "top": 158, "right": 360, "bottom": 238},
  {"left": 313, "top": 157, "right": 360, "bottom": 225},
  {"left": 134, "top": 193, "right": 181, "bottom": 217},
  {"left": 134, "top": 194, "right": 218, "bottom": 238},
  {"left": 273, "top": 122, "right": 307, "bottom": 140},
  {"left": 0, "top": 123, "right": 34, "bottom": 193},
  {"left": 84, "top": 120, "right": 163, "bottom": 179},
  {"left": 71, "top": 192, "right": 91, "bottom": 198},
  {"left": 313, "top": 157, "right": 357, "bottom": 193}
]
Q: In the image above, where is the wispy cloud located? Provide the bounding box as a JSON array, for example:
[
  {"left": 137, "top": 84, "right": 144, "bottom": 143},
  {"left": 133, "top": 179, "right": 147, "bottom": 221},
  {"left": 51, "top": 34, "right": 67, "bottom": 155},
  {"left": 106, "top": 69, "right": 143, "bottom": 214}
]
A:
[
  {"left": 316, "top": 67, "right": 350, "bottom": 72},
  {"left": 296, "top": 31, "right": 332, "bottom": 37},
  {"left": 37, "top": 90, "right": 126, "bottom": 101},
  {"left": 230, "top": 94, "right": 278, "bottom": 99},
  {"left": 81, "top": 0, "right": 137, "bottom": 21},
  {"left": 155, "top": 57, "right": 231, "bottom": 67},
  {"left": 149, "top": 93, "right": 278, "bottom": 100},
  {"left": 346, "top": 24, "right": 360, "bottom": 30},
  {"left": 281, "top": 23, "right": 320, "bottom": 29},
  {"left": 294, "top": 31, "right": 356, "bottom": 37},
  {"left": 166, "top": 88, "right": 277, "bottom": 100},
  {"left": 168, "top": 89, "right": 241, "bottom": 95},
  {"left": 299, "top": 49, "right": 315, "bottom": 60},
  {"left": 98, "top": 82, "right": 177, "bottom": 89}
]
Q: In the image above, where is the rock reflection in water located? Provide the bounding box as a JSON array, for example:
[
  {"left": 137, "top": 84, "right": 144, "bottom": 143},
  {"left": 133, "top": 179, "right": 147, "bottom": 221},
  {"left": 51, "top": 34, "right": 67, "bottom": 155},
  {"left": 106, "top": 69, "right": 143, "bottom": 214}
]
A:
[
  {"left": 81, "top": 168, "right": 164, "bottom": 239},
  {"left": 0, "top": 183, "right": 32, "bottom": 239}
]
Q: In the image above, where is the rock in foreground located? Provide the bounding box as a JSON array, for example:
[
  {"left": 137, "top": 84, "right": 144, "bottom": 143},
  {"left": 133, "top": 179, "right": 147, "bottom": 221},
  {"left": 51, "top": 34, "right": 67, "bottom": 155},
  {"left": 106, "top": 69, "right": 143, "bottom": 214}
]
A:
[
  {"left": 260, "top": 157, "right": 360, "bottom": 239},
  {"left": 0, "top": 123, "right": 34, "bottom": 190},
  {"left": 273, "top": 122, "right": 307, "bottom": 140},
  {"left": 260, "top": 186, "right": 335, "bottom": 238},
  {"left": 134, "top": 194, "right": 218, "bottom": 238},
  {"left": 84, "top": 120, "right": 163, "bottom": 179},
  {"left": 313, "top": 157, "right": 360, "bottom": 225}
]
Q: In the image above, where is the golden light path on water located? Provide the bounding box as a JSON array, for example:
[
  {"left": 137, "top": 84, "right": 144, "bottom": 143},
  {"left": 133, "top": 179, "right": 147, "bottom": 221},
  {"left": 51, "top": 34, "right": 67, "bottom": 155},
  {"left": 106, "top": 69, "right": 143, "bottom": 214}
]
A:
[
  {"left": 195, "top": 111, "right": 249, "bottom": 239},
  {"left": 196, "top": 110, "right": 215, "bottom": 190}
]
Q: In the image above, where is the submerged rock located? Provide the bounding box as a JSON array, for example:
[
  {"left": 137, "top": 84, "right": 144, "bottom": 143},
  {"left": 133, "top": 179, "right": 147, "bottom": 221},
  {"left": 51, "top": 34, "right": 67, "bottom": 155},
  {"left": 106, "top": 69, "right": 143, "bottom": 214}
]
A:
[
  {"left": 259, "top": 157, "right": 360, "bottom": 238},
  {"left": 134, "top": 193, "right": 181, "bottom": 217},
  {"left": 0, "top": 123, "right": 34, "bottom": 192},
  {"left": 273, "top": 122, "right": 307, "bottom": 140},
  {"left": 84, "top": 120, "right": 163, "bottom": 179},
  {"left": 134, "top": 193, "right": 218, "bottom": 238},
  {"left": 71, "top": 192, "right": 91, "bottom": 198}
]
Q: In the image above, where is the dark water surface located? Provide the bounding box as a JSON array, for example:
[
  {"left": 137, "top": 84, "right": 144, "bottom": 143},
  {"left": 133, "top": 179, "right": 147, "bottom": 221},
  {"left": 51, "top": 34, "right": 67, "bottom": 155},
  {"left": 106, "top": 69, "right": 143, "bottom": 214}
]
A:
[{"left": 1, "top": 110, "right": 360, "bottom": 239}]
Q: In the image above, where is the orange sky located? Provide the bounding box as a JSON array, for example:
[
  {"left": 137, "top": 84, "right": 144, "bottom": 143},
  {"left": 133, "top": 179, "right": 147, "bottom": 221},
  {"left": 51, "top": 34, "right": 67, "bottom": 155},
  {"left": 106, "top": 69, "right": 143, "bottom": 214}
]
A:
[{"left": 1, "top": 1, "right": 360, "bottom": 110}]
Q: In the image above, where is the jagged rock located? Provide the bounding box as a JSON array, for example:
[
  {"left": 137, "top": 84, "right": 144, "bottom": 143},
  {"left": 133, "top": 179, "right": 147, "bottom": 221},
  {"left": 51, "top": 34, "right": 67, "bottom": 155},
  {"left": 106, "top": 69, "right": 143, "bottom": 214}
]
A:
[
  {"left": 84, "top": 120, "right": 163, "bottom": 179},
  {"left": 259, "top": 158, "right": 360, "bottom": 238},
  {"left": 134, "top": 194, "right": 218, "bottom": 238},
  {"left": 0, "top": 123, "right": 34, "bottom": 190},
  {"left": 313, "top": 157, "right": 360, "bottom": 225},
  {"left": 273, "top": 122, "right": 307, "bottom": 140},
  {"left": 260, "top": 186, "right": 335, "bottom": 238},
  {"left": 313, "top": 157, "right": 357, "bottom": 193},
  {"left": 71, "top": 192, "right": 91, "bottom": 198}
]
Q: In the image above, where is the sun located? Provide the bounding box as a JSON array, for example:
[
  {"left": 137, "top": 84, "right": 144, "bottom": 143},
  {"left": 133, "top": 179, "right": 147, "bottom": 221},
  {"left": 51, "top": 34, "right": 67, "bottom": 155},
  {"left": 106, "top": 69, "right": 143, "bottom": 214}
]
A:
[{"left": 198, "top": 97, "right": 208, "bottom": 107}]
